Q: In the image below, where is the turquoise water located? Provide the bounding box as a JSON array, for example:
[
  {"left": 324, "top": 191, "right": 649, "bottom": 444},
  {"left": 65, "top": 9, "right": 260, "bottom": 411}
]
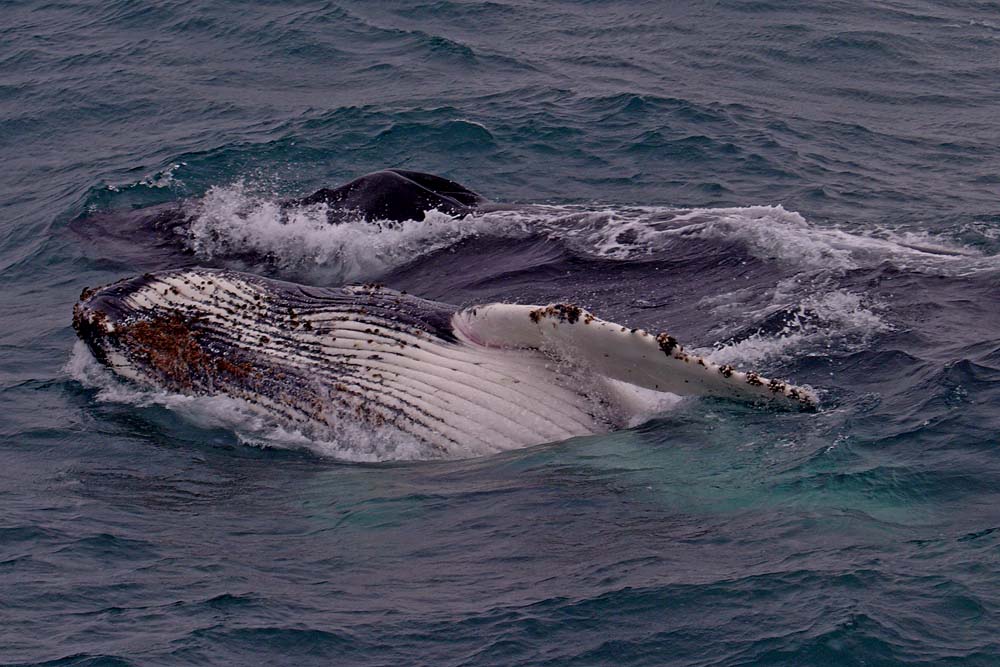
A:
[{"left": 2, "top": 1, "right": 999, "bottom": 664}]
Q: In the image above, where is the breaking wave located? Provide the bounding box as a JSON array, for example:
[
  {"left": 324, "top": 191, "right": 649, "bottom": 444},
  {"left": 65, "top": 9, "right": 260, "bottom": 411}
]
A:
[
  {"left": 182, "top": 182, "right": 533, "bottom": 284},
  {"left": 702, "top": 287, "right": 889, "bottom": 367},
  {"left": 180, "top": 183, "right": 995, "bottom": 284}
]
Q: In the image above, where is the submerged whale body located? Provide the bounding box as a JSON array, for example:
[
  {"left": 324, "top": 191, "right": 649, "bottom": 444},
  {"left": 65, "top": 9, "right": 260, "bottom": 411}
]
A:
[
  {"left": 70, "top": 169, "right": 487, "bottom": 270},
  {"left": 73, "top": 268, "right": 816, "bottom": 456}
]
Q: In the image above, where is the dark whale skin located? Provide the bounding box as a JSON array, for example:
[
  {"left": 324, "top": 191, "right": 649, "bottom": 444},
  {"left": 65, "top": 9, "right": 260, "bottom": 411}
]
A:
[{"left": 294, "top": 169, "right": 483, "bottom": 222}]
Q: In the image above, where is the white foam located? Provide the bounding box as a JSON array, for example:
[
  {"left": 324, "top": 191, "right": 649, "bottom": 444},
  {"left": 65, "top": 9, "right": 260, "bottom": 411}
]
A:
[
  {"left": 179, "top": 184, "right": 995, "bottom": 280},
  {"left": 183, "top": 182, "right": 531, "bottom": 283},
  {"left": 550, "top": 203, "right": 988, "bottom": 272},
  {"left": 700, "top": 285, "right": 890, "bottom": 367},
  {"left": 107, "top": 162, "right": 187, "bottom": 192}
]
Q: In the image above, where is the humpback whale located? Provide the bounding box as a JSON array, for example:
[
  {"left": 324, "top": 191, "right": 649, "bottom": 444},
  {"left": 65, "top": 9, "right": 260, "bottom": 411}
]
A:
[{"left": 73, "top": 268, "right": 817, "bottom": 455}]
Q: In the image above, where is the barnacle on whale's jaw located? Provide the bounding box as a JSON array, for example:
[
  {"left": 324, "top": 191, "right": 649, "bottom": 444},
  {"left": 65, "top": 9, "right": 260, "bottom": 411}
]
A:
[
  {"left": 71, "top": 273, "right": 258, "bottom": 394},
  {"left": 72, "top": 274, "right": 160, "bottom": 365}
]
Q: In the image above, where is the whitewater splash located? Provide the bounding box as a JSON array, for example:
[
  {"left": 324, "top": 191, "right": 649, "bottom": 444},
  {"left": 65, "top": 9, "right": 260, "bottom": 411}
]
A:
[
  {"left": 106, "top": 162, "right": 188, "bottom": 193},
  {"left": 181, "top": 183, "right": 992, "bottom": 281},
  {"left": 701, "top": 286, "right": 890, "bottom": 367},
  {"left": 181, "top": 181, "right": 533, "bottom": 283}
]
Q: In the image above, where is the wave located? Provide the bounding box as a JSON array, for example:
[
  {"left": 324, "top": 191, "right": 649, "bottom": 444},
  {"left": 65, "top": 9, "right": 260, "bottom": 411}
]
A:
[
  {"left": 178, "top": 183, "right": 994, "bottom": 283},
  {"left": 701, "top": 285, "right": 890, "bottom": 367},
  {"left": 104, "top": 162, "right": 188, "bottom": 194},
  {"left": 182, "top": 181, "right": 528, "bottom": 284}
]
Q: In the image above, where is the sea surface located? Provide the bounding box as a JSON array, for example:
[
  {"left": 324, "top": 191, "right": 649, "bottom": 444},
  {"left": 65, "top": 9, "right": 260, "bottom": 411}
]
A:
[{"left": 2, "top": 0, "right": 999, "bottom": 664}]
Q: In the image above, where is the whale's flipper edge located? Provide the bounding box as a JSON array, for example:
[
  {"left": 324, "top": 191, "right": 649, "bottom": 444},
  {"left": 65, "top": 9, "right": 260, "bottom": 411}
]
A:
[{"left": 452, "top": 303, "right": 818, "bottom": 410}]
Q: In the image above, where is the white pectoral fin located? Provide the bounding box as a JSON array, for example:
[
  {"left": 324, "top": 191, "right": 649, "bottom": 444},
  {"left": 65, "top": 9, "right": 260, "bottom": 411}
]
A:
[{"left": 452, "top": 303, "right": 818, "bottom": 410}]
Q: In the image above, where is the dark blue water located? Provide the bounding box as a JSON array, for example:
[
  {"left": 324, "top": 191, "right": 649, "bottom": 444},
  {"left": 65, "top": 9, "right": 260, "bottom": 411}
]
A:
[{"left": 3, "top": 1, "right": 999, "bottom": 664}]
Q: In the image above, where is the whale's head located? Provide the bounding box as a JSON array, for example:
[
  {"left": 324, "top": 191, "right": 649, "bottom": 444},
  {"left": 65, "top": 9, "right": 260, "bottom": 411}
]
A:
[
  {"left": 73, "top": 272, "right": 161, "bottom": 370},
  {"left": 72, "top": 271, "right": 273, "bottom": 397},
  {"left": 71, "top": 268, "right": 346, "bottom": 435},
  {"left": 71, "top": 268, "right": 464, "bottom": 434}
]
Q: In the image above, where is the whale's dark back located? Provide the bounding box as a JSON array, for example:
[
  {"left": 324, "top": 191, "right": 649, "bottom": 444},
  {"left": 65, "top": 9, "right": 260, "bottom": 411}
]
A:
[{"left": 294, "top": 169, "right": 483, "bottom": 222}]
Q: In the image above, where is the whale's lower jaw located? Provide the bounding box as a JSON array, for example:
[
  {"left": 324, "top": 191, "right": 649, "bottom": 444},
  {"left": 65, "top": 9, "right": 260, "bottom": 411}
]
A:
[{"left": 73, "top": 269, "right": 606, "bottom": 455}]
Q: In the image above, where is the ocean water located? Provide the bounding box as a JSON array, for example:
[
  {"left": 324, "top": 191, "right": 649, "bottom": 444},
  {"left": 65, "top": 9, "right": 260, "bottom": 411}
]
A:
[{"left": 2, "top": 0, "right": 999, "bottom": 664}]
